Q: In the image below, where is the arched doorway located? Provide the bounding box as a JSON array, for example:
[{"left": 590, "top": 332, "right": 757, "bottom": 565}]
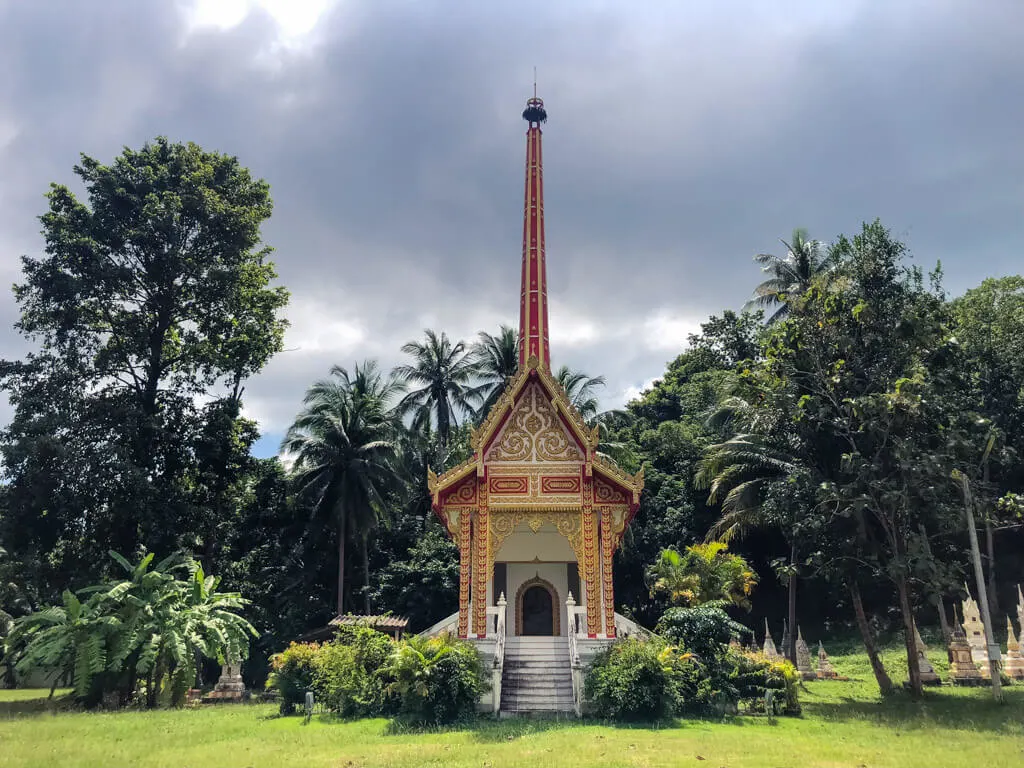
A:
[{"left": 515, "top": 577, "right": 559, "bottom": 636}]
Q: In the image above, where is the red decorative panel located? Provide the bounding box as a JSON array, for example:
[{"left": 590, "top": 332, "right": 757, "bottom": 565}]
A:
[
  {"left": 594, "top": 478, "right": 628, "bottom": 505},
  {"left": 489, "top": 476, "right": 529, "bottom": 495},
  {"left": 441, "top": 476, "right": 477, "bottom": 507},
  {"left": 541, "top": 475, "right": 581, "bottom": 494}
]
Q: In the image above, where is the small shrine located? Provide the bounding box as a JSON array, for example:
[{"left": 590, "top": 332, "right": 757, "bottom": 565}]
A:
[
  {"left": 762, "top": 620, "right": 780, "bottom": 660},
  {"left": 202, "top": 661, "right": 246, "bottom": 703},
  {"left": 948, "top": 623, "right": 984, "bottom": 685},
  {"left": 1003, "top": 617, "right": 1024, "bottom": 680},
  {"left": 816, "top": 642, "right": 837, "bottom": 679},
  {"left": 794, "top": 627, "right": 815, "bottom": 680},
  {"left": 961, "top": 587, "right": 1000, "bottom": 678}
]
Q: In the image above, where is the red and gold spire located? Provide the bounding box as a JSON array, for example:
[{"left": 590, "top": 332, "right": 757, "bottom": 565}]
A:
[{"left": 518, "top": 93, "right": 550, "bottom": 370}]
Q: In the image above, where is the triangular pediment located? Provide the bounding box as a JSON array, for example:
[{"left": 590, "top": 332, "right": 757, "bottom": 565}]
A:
[{"left": 484, "top": 381, "right": 583, "bottom": 464}]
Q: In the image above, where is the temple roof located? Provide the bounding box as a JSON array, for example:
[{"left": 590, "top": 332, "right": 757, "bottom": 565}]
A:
[{"left": 428, "top": 354, "right": 643, "bottom": 511}]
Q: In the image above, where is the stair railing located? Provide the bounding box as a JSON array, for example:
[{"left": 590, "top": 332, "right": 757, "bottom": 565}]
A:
[
  {"left": 490, "top": 593, "right": 507, "bottom": 714},
  {"left": 566, "top": 592, "right": 583, "bottom": 716}
]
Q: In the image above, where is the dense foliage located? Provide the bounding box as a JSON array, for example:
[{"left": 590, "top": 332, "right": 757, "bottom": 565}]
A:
[
  {"left": 268, "top": 631, "right": 484, "bottom": 725},
  {"left": 4, "top": 552, "right": 255, "bottom": 707}
]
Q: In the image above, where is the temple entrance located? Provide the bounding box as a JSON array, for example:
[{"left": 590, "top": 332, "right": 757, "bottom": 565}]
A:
[
  {"left": 522, "top": 587, "right": 553, "bottom": 635},
  {"left": 515, "top": 577, "right": 559, "bottom": 636}
]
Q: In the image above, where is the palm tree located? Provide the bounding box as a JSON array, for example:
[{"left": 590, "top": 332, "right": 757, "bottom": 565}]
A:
[
  {"left": 395, "top": 330, "right": 478, "bottom": 447},
  {"left": 281, "top": 361, "right": 400, "bottom": 615},
  {"left": 645, "top": 543, "right": 758, "bottom": 610},
  {"left": 746, "top": 228, "right": 829, "bottom": 323},
  {"left": 554, "top": 365, "right": 606, "bottom": 422},
  {"left": 470, "top": 325, "right": 519, "bottom": 420}
]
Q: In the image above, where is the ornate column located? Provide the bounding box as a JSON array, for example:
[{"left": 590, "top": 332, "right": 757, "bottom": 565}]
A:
[
  {"left": 582, "top": 478, "right": 600, "bottom": 636},
  {"left": 600, "top": 511, "right": 616, "bottom": 637},
  {"left": 472, "top": 484, "right": 490, "bottom": 636},
  {"left": 457, "top": 509, "right": 472, "bottom": 638}
]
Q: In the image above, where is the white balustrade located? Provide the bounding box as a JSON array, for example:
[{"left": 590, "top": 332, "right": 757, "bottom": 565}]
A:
[
  {"left": 566, "top": 592, "right": 583, "bottom": 716},
  {"left": 490, "top": 593, "right": 507, "bottom": 714}
]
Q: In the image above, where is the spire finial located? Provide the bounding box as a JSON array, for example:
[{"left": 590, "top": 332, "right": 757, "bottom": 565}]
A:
[{"left": 533, "top": 66, "right": 537, "bottom": 98}]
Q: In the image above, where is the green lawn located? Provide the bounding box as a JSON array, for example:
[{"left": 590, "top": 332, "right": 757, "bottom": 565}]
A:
[{"left": 2, "top": 647, "right": 1022, "bottom": 768}]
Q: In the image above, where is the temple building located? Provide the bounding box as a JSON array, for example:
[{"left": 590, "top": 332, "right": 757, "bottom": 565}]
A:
[{"left": 425, "top": 92, "right": 643, "bottom": 702}]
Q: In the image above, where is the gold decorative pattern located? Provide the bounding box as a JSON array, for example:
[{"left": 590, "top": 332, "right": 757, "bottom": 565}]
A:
[
  {"left": 487, "top": 382, "right": 583, "bottom": 464},
  {"left": 582, "top": 478, "right": 600, "bottom": 635},
  {"left": 601, "top": 512, "right": 616, "bottom": 637},
  {"left": 457, "top": 508, "right": 471, "bottom": 637},
  {"left": 489, "top": 510, "right": 584, "bottom": 564},
  {"left": 472, "top": 485, "right": 490, "bottom": 636},
  {"left": 514, "top": 576, "right": 560, "bottom": 636}
]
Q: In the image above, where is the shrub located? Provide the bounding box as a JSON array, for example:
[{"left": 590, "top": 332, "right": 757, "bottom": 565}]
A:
[
  {"left": 268, "top": 642, "right": 319, "bottom": 714},
  {"left": 314, "top": 626, "right": 397, "bottom": 717},
  {"left": 730, "top": 652, "right": 800, "bottom": 715},
  {"left": 585, "top": 638, "right": 674, "bottom": 721},
  {"left": 387, "top": 633, "right": 485, "bottom": 725},
  {"left": 656, "top": 604, "right": 749, "bottom": 660}
]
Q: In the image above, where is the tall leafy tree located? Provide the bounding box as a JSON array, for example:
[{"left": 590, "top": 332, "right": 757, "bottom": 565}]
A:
[
  {"left": 470, "top": 325, "right": 519, "bottom": 419},
  {"left": 281, "top": 362, "right": 400, "bottom": 616},
  {"left": 746, "top": 228, "right": 830, "bottom": 323},
  {"left": 0, "top": 138, "right": 288, "bottom": 595},
  {"left": 950, "top": 276, "right": 1024, "bottom": 612},
  {"left": 395, "top": 330, "right": 478, "bottom": 447}
]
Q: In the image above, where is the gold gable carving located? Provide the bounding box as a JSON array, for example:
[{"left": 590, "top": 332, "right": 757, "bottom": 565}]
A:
[{"left": 487, "top": 382, "right": 583, "bottom": 463}]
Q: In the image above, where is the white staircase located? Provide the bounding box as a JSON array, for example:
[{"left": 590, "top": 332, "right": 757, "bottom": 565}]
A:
[{"left": 500, "top": 636, "right": 574, "bottom": 715}]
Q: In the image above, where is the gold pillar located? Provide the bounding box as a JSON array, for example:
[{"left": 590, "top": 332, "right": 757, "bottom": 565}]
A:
[
  {"left": 457, "top": 509, "right": 472, "bottom": 638},
  {"left": 472, "top": 485, "right": 490, "bottom": 636},
  {"left": 582, "top": 478, "right": 600, "bottom": 635},
  {"left": 601, "top": 511, "right": 616, "bottom": 637}
]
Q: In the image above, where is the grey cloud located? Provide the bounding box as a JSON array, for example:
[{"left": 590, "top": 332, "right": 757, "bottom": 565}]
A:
[{"left": 1, "top": 0, "right": 1022, "bottom": 455}]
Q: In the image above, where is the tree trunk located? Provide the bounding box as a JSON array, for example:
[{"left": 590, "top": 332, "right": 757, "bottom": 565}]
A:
[
  {"left": 936, "top": 597, "right": 952, "bottom": 655},
  {"left": 896, "top": 572, "right": 923, "bottom": 700},
  {"left": 362, "top": 534, "right": 372, "bottom": 615},
  {"left": 787, "top": 541, "right": 797, "bottom": 664},
  {"left": 337, "top": 504, "right": 346, "bottom": 616},
  {"left": 850, "top": 582, "right": 894, "bottom": 695},
  {"left": 984, "top": 512, "right": 999, "bottom": 616}
]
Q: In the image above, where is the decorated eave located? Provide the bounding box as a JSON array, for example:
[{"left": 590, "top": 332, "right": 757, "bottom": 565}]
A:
[{"left": 427, "top": 355, "right": 644, "bottom": 532}]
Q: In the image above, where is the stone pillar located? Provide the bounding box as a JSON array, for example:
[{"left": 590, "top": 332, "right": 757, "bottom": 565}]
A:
[
  {"left": 472, "top": 486, "right": 490, "bottom": 637},
  {"left": 600, "top": 511, "right": 616, "bottom": 637},
  {"left": 581, "top": 479, "right": 600, "bottom": 636},
  {"left": 795, "top": 627, "right": 815, "bottom": 680},
  {"left": 457, "top": 509, "right": 472, "bottom": 638}
]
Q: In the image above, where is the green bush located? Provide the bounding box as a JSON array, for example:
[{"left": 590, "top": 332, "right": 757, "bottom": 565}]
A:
[
  {"left": 314, "top": 626, "right": 397, "bottom": 717},
  {"left": 585, "top": 638, "right": 674, "bottom": 721},
  {"left": 655, "top": 604, "right": 748, "bottom": 660},
  {"left": 731, "top": 652, "right": 800, "bottom": 715},
  {"left": 387, "top": 633, "right": 486, "bottom": 725},
  {"left": 268, "top": 642, "right": 319, "bottom": 714}
]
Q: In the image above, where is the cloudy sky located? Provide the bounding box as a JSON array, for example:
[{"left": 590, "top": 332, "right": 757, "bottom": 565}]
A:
[{"left": 1, "top": 0, "right": 1022, "bottom": 457}]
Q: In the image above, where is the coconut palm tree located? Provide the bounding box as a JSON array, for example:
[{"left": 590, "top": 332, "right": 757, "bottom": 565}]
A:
[
  {"left": 395, "top": 330, "right": 479, "bottom": 448},
  {"left": 281, "top": 361, "right": 400, "bottom": 615},
  {"left": 554, "top": 365, "right": 606, "bottom": 423},
  {"left": 746, "top": 228, "right": 830, "bottom": 323},
  {"left": 470, "top": 325, "right": 519, "bottom": 420}
]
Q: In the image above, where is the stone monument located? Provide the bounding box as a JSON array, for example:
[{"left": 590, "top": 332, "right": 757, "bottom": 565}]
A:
[
  {"left": 795, "top": 627, "right": 816, "bottom": 680},
  {"left": 961, "top": 586, "right": 990, "bottom": 672},
  {"left": 780, "top": 620, "right": 791, "bottom": 659},
  {"left": 1003, "top": 617, "right": 1024, "bottom": 680},
  {"left": 948, "top": 623, "right": 983, "bottom": 685},
  {"left": 762, "top": 619, "right": 780, "bottom": 660},
  {"left": 203, "top": 660, "right": 246, "bottom": 703},
  {"left": 910, "top": 619, "right": 941, "bottom": 685},
  {"left": 816, "top": 641, "right": 837, "bottom": 679}
]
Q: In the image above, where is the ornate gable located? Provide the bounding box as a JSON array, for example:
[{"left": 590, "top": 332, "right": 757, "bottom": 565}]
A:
[{"left": 484, "top": 381, "right": 583, "bottom": 464}]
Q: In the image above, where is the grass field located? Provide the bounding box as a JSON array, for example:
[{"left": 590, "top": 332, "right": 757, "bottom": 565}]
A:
[{"left": 2, "top": 646, "right": 1022, "bottom": 768}]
